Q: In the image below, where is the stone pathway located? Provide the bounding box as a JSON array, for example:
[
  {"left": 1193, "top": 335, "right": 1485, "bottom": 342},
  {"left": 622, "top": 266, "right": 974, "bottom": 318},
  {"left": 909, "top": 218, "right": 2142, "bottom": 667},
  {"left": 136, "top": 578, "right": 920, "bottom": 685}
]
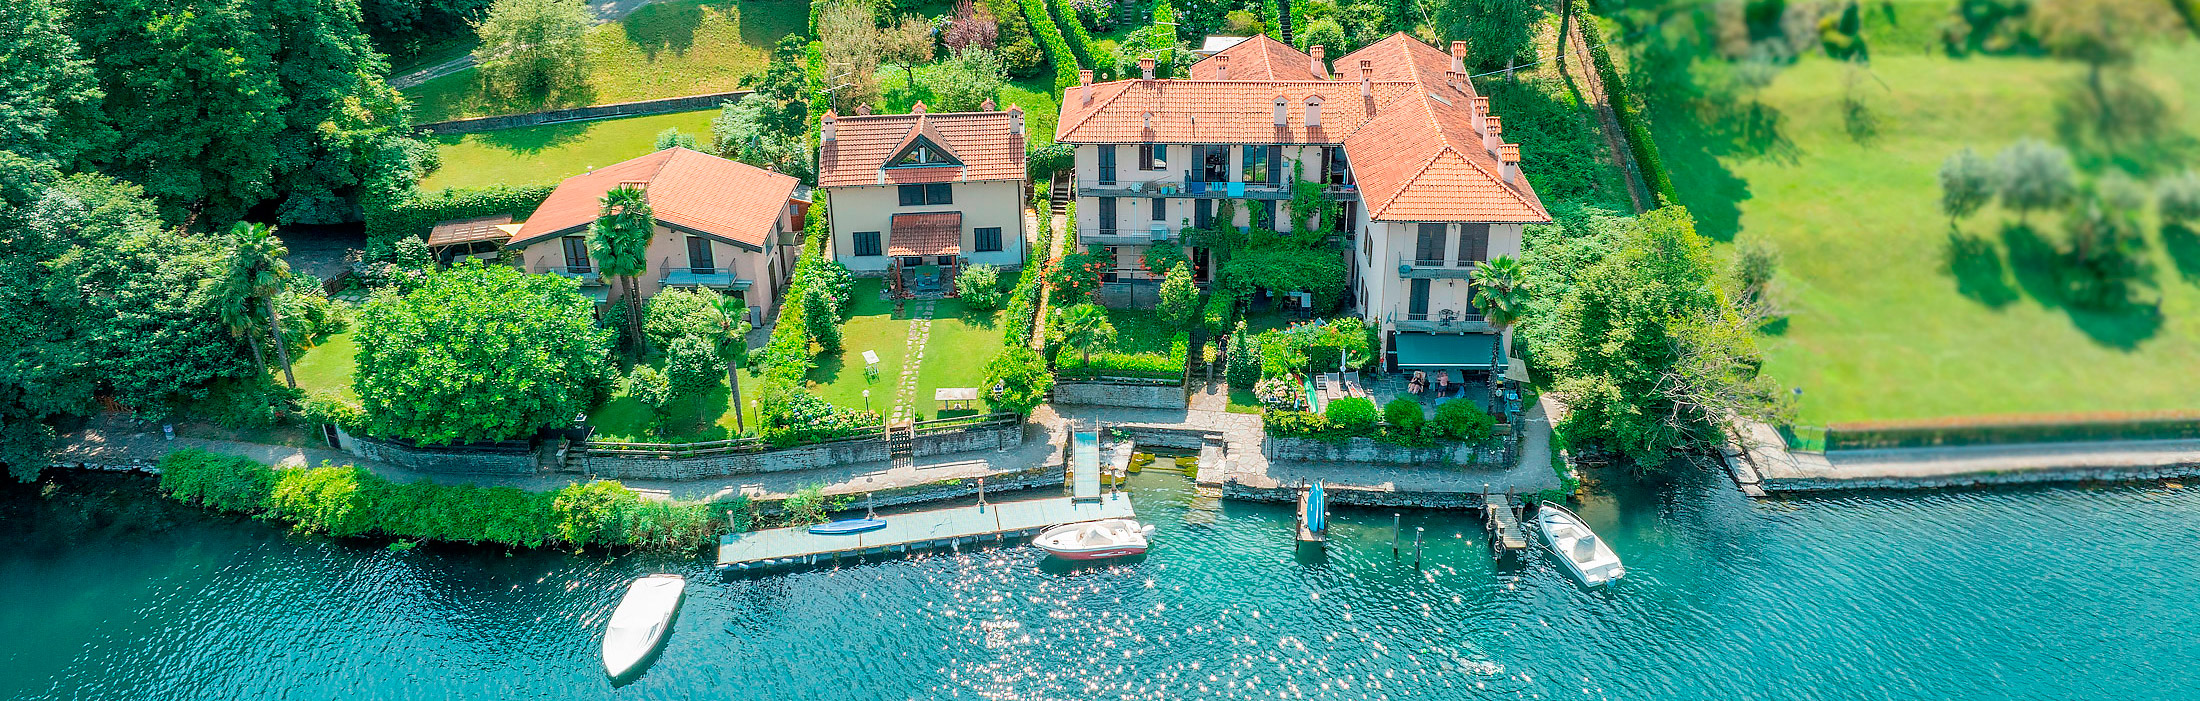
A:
[{"left": 889, "top": 301, "right": 935, "bottom": 422}]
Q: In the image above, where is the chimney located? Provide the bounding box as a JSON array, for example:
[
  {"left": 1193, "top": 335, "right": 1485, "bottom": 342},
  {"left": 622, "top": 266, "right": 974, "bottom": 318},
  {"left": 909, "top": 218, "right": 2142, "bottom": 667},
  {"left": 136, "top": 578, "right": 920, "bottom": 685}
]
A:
[
  {"left": 1142, "top": 111, "right": 1153, "bottom": 130},
  {"left": 1484, "top": 116, "right": 1503, "bottom": 158},
  {"left": 1358, "top": 60, "right": 1372, "bottom": 97},
  {"left": 1273, "top": 96, "right": 1287, "bottom": 126},
  {"left": 856, "top": 103, "right": 871, "bottom": 115},
  {"left": 1216, "top": 54, "right": 1230, "bottom": 80},
  {"left": 1304, "top": 95, "right": 1322, "bottom": 128},
  {"left": 1080, "top": 70, "right": 1094, "bottom": 104},
  {"left": 1450, "top": 41, "right": 1467, "bottom": 75},
  {"left": 821, "top": 110, "right": 837, "bottom": 142},
  {"left": 1140, "top": 57, "right": 1155, "bottom": 80},
  {"left": 1472, "top": 97, "right": 1489, "bottom": 122},
  {"left": 1009, "top": 105, "right": 1025, "bottom": 135},
  {"left": 1501, "top": 144, "right": 1521, "bottom": 185},
  {"left": 1310, "top": 46, "right": 1327, "bottom": 79},
  {"left": 980, "top": 98, "right": 996, "bottom": 111}
]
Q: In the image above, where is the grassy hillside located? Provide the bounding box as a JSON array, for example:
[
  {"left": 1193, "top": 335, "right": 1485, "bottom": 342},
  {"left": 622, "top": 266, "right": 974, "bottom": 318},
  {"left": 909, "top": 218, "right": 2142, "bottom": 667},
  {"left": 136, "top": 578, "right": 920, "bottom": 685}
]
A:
[{"left": 418, "top": 109, "right": 718, "bottom": 190}]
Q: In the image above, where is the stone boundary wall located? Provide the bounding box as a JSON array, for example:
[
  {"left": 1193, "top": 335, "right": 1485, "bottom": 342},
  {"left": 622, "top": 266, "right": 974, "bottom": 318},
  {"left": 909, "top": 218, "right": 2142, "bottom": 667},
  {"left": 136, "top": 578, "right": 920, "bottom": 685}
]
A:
[
  {"left": 577, "top": 422, "right": 1024, "bottom": 481},
  {"left": 352, "top": 437, "right": 540, "bottom": 475},
  {"left": 417, "top": 91, "right": 747, "bottom": 135},
  {"left": 1053, "top": 381, "right": 1188, "bottom": 409},
  {"left": 747, "top": 467, "right": 1065, "bottom": 517},
  {"left": 1222, "top": 481, "right": 1490, "bottom": 510},
  {"left": 1262, "top": 435, "right": 1494, "bottom": 466},
  {"left": 1760, "top": 462, "right": 2200, "bottom": 493},
  {"left": 1107, "top": 424, "right": 1219, "bottom": 450}
]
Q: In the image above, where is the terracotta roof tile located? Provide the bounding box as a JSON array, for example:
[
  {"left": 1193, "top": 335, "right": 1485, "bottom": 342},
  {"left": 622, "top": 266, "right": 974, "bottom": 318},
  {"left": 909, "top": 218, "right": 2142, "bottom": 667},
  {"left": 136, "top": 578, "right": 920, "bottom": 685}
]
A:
[
  {"left": 1344, "top": 91, "right": 1547, "bottom": 223},
  {"left": 1187, "top": 34, "right": 1324, "bottom": 81},
  {"left": 513, "top": 148, "right": 799, "bottom": 247},
  {"left": 818, "top": 111, "right": 1026, "bottom": 187},
  {"left": 1056, "top": 79, "right": 1416, "bottom": 144},
  {"left": 426, "top": 214, "right": 513, "bottom": 248},
  {"left": 889, "top": 212, "right": 962, "bottom": 256}
]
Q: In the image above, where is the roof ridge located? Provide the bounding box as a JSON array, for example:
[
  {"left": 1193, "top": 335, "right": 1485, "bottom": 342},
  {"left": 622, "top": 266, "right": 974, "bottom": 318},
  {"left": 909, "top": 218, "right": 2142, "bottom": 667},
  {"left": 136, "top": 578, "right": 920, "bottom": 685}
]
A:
[{"left": 1371, "top": 147, "right": 1448, "bottom": 218}]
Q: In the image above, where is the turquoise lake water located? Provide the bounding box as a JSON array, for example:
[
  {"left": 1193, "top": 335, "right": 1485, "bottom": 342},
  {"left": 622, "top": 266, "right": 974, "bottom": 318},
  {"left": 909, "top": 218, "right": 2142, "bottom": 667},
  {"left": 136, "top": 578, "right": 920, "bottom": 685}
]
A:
[{"left": 3, "top": 469, "right": 2196, "bottom": 700}]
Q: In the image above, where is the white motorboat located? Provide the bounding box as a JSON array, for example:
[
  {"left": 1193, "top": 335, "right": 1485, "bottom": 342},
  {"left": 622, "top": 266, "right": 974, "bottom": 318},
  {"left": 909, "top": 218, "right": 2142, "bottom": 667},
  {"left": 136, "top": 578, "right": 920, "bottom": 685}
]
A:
[
  {"left": 602, "top": 574, "right": 685, "bottom": 678},
  {"left": 1033, "top": 519, "right": 1154, "bottom": 560},
  {"left": 1536, "top": 502, "right": 1625, "bottom": 587}
]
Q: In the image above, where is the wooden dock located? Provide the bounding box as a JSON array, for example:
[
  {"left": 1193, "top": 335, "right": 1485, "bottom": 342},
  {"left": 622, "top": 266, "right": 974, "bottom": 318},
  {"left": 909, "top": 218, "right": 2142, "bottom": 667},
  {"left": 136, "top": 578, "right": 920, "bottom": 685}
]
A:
[
  {"left": 1295, "top": 485, "right": 1326, "bottom": 544},
  {"left": 715, "top": 493, "right": 1135, "bottom": 573},
  {"left": 1483, "top": 492, "right": 1529, "bottom": 560}
]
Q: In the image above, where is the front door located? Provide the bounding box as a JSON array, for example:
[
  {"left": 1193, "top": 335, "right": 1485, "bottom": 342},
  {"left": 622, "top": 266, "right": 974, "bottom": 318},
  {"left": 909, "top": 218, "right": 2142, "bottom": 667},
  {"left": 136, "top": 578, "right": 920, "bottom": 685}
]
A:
[
  {"left": 1408, "top": 279, "right": 1430, "bottom": 319},
  {"left": 686, "top": 236, "right": 715, "bottom": 273}
]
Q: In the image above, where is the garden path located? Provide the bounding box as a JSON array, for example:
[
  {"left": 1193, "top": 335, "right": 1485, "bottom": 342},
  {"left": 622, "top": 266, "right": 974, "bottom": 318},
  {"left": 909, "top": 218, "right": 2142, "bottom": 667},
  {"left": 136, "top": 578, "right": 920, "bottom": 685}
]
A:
[{"left": 888, "top": 301, "right": 935, "bottom": 423}]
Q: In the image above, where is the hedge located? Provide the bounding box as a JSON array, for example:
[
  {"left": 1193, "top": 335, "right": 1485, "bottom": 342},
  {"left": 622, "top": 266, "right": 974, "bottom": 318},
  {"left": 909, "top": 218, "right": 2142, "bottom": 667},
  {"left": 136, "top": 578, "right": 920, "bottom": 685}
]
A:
[
  {"left": 1825, "top": 411, "right": 2200, "bottom": 451},
  {"left": 362, "top": 184, "right": 554, "bottom": 255},
  {"left": 1047, "top": 0, "right": 1097, "bottom": 76},
  {"left": 749, "top": 190, "right": 881, "bottom": 445},
  {"left": 1021, "top": 0, "right": 1082, "bottom": 92},
  {"left": 1056, "top": 331, "right": 1188, "bottom": 379},
  {"left": 156, "top": 449, "right": 723, "bottom": 550},
  {"left": 1575, "top": 0, "right": 1678, "bottom": 208},
  {"left": 1003, "top": 208, "right": 1055, "bottom": 346}
]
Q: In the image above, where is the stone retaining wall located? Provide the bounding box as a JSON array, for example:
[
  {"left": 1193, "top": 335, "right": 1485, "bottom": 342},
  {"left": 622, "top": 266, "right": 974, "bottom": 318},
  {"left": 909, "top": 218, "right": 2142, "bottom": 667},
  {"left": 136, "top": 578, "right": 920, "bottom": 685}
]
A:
[
  {"left": 747, "top": 467, "right": 1065, "bottom": 517},
  {"left": 352, "top": 437, "right": 540, "bottom": 475},
  {"left": 417, "top": 91, "right": 747, "bottom": 135},
  {"left": 1221, "top": 481, "right": 1491, "bottom": 510},
  {"left": 577, "top": 422, "right": 1024, "bottom": 481},
  {"left": 1053, "top": 381, "right": 1187, "bottom": 409},
  {"left": 1760, "top": 462, "right": 2200, "bottom": 493},
  {"left": 1262, "top": 435, "right": 1494, "bottom": 466}
]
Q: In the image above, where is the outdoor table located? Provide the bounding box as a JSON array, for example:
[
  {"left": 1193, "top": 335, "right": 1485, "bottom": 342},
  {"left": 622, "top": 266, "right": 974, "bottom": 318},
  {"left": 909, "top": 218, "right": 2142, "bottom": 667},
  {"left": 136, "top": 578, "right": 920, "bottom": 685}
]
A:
[{"left": 935, "top": 387, "right": 979, "bottom": 411}]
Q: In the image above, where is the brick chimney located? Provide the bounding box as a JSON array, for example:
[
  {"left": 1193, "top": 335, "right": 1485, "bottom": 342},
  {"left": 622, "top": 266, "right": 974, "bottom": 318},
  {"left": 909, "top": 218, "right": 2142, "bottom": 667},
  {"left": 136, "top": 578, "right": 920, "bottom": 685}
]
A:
[
  {"left": 1359, "top": 60, "right": 1372, "bottom": 98},
  {"left": 1305, "top": 95, "right": 1322, "bottom": 128},
  {"left": 821, "top": 110, "right": 837, "bottom": 142},
  {"left": 1450, "top": 41, "right": 1467, "bottom": 75},
  {"left": 1080, "top": 70, "right": 1094, "bottom": 104},
  {"left": 1501, "top": 144, "right": 1521, "bottom": 185},
  {"left": 1216, "top": 54, "right": 1230, "bottom": 80},
  {"left": 1310, "top": 45, "right": 1327, "bottom": 79},
  {"left": 1140, "top": 57, "right": 1155, "bottom": 80},
  {"left": 1484, "top": 116, "right": 1503, "bottom": 158}
]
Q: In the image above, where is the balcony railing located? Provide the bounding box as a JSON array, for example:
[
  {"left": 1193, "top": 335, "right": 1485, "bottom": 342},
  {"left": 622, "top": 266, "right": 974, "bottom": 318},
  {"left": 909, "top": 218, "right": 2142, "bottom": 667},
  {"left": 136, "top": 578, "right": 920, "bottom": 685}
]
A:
[
  {"left": 1078, "top": 224, "right": 1175, "bottom": 246},
  {"left": 532, "top": 259, "right": 601, "bottom": 285},
  {"left": 1386, "top": 305, "right": 1487, "bottom": 332},
  {"left": 1396, "top": 254, "right": 1478, "bottom": 279},
  {"left": 658, "top": 258, "right": 749, "bottom": 289}
]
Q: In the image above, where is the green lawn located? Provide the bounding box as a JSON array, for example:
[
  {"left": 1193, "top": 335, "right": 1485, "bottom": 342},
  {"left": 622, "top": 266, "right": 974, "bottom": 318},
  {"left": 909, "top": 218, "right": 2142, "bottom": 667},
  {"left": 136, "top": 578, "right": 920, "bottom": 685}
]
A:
[
  {"left": 1643, "top": 37, "right": 2200, "bottom": 424},
  {"left": 289, "top": 331, "right": 357, "bottom": 401},
  {"left": 418, "top": 109, "right": 718, "bottom": 191},
  {"left": 1099, "top": 307, "right": 1181, "bottom": 355},
  {"left": 878, "top": 69, "right": 1061, "bottom": 147},
  {"left": 805, "top": 279, "right": 1010, "bottom": 420},
  {"left": 402, "top": 0, "right": 807, "bottom": 123}
]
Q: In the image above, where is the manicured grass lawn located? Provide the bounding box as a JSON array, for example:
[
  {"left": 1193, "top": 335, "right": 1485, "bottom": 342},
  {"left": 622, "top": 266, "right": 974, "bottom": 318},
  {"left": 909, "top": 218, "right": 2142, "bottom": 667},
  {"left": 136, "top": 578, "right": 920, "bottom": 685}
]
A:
[
  {"left": 878, "top": 70, "right": 1061, "bottom": 147},
  {"left": 288, "top": 331, "right": 357, "bottom": 401},
  {"left": 1099, "top": 307, "right": 1180, "bottom": 355},
  {"left": 805, "top": 279, "right": 1011, "bottom": 420},
  {"left": 1644, "top": 40, "right": 2200, "bottom": 424},
  {"left": 417, "top": 109, "right": 718, "bottom": 191},
  {"left": 402, "top": 0, "right": 807, "bottom": 123}
]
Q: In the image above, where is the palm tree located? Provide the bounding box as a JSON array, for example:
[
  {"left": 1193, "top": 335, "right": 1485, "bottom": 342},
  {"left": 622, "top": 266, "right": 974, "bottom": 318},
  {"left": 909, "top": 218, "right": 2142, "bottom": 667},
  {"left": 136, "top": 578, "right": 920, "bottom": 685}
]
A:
[
  {"left": 1471, "top": 255, "right": 1528, "bottom": 412},
  {"left": 709, "top": 293, "right": 752, "bottom": 434},
  {"left": 591, "top": 185, "right": 654, "bottom": 353},
  {"left": 1055, "top": 304, "right": 1117, "bottom": 365},
  {"left": 226, "top": 222, "right": 297, "bottom": 389}
]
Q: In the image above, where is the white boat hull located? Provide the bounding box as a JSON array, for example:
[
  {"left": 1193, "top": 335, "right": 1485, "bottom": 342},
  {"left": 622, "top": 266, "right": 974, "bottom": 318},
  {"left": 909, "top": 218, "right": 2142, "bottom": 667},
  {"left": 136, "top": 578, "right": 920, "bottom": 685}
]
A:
[
  {"left": 1034, "top": 519, "right": 1153, "bottom": 561},
  {"left": 603, "top": 574, "right": 685, "bottom": 678},
  {"left": 1537, "top": 503, "right": 1625, "bottom": 587}
]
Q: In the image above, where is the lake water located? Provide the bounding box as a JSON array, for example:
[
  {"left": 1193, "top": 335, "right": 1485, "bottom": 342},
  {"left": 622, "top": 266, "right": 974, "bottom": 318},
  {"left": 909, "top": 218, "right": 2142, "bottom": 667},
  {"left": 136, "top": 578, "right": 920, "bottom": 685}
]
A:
[{"left": 4, "top": 469, "right": 2197, "bottom": 700}]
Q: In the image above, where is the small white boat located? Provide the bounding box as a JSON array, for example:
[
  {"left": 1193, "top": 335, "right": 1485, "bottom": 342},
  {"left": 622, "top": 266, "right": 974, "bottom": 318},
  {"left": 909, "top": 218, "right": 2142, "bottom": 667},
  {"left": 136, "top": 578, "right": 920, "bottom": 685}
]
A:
[
  {"left": 1033, "top": 519, "right": 1154, "bottom": 561},
  {"left": 602, "top": 574, "right": 685, "bottom": 678},
  {"left": 1537, "top": 502, "right": 1625, "bottom": 587}
]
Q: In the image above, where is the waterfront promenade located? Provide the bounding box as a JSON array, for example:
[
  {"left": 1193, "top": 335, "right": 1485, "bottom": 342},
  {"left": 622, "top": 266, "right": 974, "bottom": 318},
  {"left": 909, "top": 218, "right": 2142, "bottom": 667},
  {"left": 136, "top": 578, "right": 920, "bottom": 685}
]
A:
[{"left": 1727, "top": 420, "right": 2200, "bottom": 493}]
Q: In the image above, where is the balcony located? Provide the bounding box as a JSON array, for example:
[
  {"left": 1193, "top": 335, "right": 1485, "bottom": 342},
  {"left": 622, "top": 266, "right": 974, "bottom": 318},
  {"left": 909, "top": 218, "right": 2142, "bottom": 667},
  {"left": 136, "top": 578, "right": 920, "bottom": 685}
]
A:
[
  {"left": 1078, "top": 224, "right": 1175, "bottom": 246},
  {"left": 532, "top": 260, "right": 601, "bottom": 286},
  {"left": 1395, "top": 254, "right": 1478, "bottom": 279},
  {"left": 659, "top": 258, "right": 750, "bottom": 290},
  {"left": 1386, "top": 305, "right": 1488, "bottom": 333},
  {"left": 1077, "top": 173, "right": 1305, "bottom": 201}
]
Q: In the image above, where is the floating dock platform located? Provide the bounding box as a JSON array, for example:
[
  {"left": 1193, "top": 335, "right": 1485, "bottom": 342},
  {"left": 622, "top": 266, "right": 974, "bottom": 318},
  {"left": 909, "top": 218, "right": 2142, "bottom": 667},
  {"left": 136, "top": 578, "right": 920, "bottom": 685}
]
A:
[
  {"left": 1484, "top": 492, "right": 1529, "bottom": 560},
  {"left": 715, "top": 493, "right": 1135, "bottom": 573}
]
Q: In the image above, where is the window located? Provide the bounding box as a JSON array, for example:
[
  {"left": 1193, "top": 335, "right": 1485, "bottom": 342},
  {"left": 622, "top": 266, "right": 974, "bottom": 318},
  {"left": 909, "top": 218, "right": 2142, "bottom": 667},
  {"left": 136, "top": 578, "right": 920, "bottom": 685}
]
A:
[
  {"left": 1139, "top": 143, "right": 1167, "bottom": 170},
  {"left": 561, "top": 236, "right": 591, "bottom": 272},
  {"left": 1098, "top": 145, "right": 1116, "bottom": 185},
  {"left": 1454, "top": 223, "right": 1490, "bottom": 266},
  {"left": 1408, "top": 278, "right": 1431, "bottom": 319},
  {"left": 1199, "top": 145, "right": 1230, "bottom": 183},
  {"left": 1097, "top": 197, "right": 1117, "bottom": 234},
  {"left": 1194, "top": 199, "right": 1213, "bottom": 229},
  {"left": 1415, "top": 223, "right": 1446, "bottom": 265},
  {"left": 899, "top": 256, "right": 925, "bottom": 267},
  {"left": 937, "top": 255, "right": 957, "bottom": 266},
  {"left": 853, "top": 231, "right": 882, "bottom": 256},
  {"left": 1363, "top": 226, "right": 1372, "bottom": 258},
  {"left": 1151, "top": 197, "right": 1166, "bottom": 221},
  {"left": 974, "top": 227, "right": 1003, "bottom": 252},
  {"left": 1242, "top": 145, "right": 1269, "bottom": 185},
  {"left": 1254, "top": 200, "right": 1276, "bottom": 231},
  {"left": 896, "top": 183, "right": 954, "bottom": 206},
  {"left": 891, "top": 138, "right": 958, "bottom": 167},
  {"left": 686, "top": 236, "right": 715, "bottom": 273},
  {"left": 1323, "top": 146, "right": 1351, "bottom": 185}
]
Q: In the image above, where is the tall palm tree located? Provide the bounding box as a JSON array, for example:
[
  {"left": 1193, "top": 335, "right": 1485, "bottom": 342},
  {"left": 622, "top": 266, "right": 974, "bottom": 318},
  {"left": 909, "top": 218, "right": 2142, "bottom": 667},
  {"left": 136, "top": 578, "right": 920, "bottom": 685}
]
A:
[
  {"left": 710, "top": 293, "right": 752, "bottom": 434},
  {"left": 1055, "top": 304, "right": 1117, "bottom": 365},
  {"left": 1471, "top": 255, "right": 1528, "bottom": 412},
  {"left": 227, "top": 222, "right": 297, "bottom": 389},
  {"left": 591, "top": 185, "right": 654, "bottom": 353}
]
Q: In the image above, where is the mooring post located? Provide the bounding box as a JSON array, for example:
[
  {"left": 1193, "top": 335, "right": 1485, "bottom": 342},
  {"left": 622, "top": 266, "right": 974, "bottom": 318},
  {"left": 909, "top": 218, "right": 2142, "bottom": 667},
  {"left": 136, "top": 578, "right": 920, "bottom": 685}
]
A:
[
  {"left": 1392, "top": 513, "right": 1401, "bottom": 558},
  {"left": 1413, "top": 527, "right": 1424, "bottom": 568}
]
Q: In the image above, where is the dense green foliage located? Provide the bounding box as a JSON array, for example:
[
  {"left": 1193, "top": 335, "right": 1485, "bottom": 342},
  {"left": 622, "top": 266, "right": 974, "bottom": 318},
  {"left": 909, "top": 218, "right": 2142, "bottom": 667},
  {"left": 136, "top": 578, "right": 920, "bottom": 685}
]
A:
[
  {"left": 353, "top": 261, "right": 612, "bottom": 444},
  {"left": 1156, "top": 262, "right": 1200, "bottom": 328},
  {"left": 956, "top": 264, "right": 1008, "bottom": 310},
  {"left": 1046, "top": 0, "right": 1097, "bottom": 75},
  {"left": 1252, "top": 316, "right": 1376, "bottom": 376},
  {"left": 157, "top": 449, "right": 722, "bottom": 550},
  {"left": 926, "top": 49, "right": 1010, "bottom": 113},
  {"left": 714, "top": 36, "right": 813, "bottom": 180},
  {"left": 0, "top": 0, "right": 112, "bottom": 171},
  {"left": 1224, "top": 322, "right": 1261, "bottom": 391},
  {"left": 1324, "top": 396, "right": 1378, "bottom": 432},
  {"left": 474, "top": 0, "right": 591, "bottom": 97},
  {"left": 1002, "top": 214, "right": 1054, "bottom": 346},
  {"left": 362, "top": 183, "right": 554, "bottom": 258},
  {"left": 1382, "top": 398, "right": 1426, "bottom": 434},
  {"left": 984, "top": 346, "right": 1054, "bottom": 415},
  {"left": 1575, "top": 0, "right": 1677, "bottom": 207},
  {"left": 752, "top": 191, "right": 881, "bottom": 446},
  {"left": 1432, "top": 399, "right": 1497, "bottom": 443},
  {"left": 1020, "top": 0, "right": 1082, "bottom": 91},
  {"left": 663, "top": 335, "right": 724, "bottom": 398},
  {"left": 641, "top": 289, "right": 730, "bottom": 358},
  {"left": 1436, "top": 0, "right": 1538, "bottom": 73}
]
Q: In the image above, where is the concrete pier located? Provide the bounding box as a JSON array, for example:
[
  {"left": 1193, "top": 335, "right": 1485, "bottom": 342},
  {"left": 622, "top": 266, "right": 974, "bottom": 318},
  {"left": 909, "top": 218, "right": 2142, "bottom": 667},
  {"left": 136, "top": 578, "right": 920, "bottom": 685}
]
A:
[{"left": 715, "top": 492, "right": 1135, "bottom": 572}]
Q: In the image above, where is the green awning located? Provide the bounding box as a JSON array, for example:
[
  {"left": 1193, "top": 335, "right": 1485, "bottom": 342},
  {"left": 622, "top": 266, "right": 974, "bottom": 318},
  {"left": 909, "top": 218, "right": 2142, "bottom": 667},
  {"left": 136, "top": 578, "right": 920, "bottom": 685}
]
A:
[
  {"left": 1393, "top": 333, "right": 1501, "bottom": 369},
  {"left": 581, "top": 285, "right": 610, "bottom": 303}
]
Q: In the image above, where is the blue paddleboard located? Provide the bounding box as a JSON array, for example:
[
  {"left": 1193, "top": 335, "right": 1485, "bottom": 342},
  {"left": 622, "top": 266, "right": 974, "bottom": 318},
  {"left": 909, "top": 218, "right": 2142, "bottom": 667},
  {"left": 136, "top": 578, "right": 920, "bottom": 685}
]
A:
[{"left": 809, "top": 519, "right": 887, "bottom": 535}]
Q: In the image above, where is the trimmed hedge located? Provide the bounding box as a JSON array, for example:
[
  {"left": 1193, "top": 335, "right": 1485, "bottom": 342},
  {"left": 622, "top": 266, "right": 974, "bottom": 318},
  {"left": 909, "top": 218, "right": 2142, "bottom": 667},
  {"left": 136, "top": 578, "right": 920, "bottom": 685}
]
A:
[
  {"left": 1021, "top": 0, "right": 1082, "bottom": 92},
  {"left": 1825, "top": 411, "right": 2200, "bottom": 451},
  {"left": 1575, "top": 0, "right": 1678, "bottom": 208},
  {"left": 1056, "top": 331, "right": 1188, "bottom": 379},
  {"left": 1003, "top": 208, "right": 1054, "bottom": 346},
  {"left": 156, "top": 449, "right": 722, "bottom": 550},
  {"left": 1047, "top": 0, "right": 1097, "bottom": 75},
  {"left": 751, "top": 191, "right": 880, "bottom": 445},
  {"left": 362, "top": 184, "right": 554, "bottom": 255}
]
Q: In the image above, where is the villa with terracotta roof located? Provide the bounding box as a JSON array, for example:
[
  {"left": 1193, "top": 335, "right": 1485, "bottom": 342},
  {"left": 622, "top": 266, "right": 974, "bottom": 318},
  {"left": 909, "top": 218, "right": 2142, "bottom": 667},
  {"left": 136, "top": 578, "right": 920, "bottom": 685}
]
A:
[
  {"left": 505, "top": 147, "right": 808, "bottom": 324},
  {"left": 817, "top": 102, "right": 1028, "bottom": 295},
  {"left": 1054, "top": 33, "right": 1550, "bottom": 381}
]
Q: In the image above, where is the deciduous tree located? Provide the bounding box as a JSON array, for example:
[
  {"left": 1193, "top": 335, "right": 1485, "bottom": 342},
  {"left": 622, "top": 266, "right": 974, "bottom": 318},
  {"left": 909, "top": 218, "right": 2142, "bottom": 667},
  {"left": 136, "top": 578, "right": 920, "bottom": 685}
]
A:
[
  {"left": 1995, "top": 139, "right": 2076, "bottom": 220},
  {"left": 983, "top": 346, "right": 1053, "bottom": 415},
  {"left": 1157, "top": 262, "right": 1199, "bottom": 328},
  {"left": 880, "top": 14, "right": 937, "bottom": 88},
  {"left": 1939, "top": 147, "right": 1996, "bottom": 223},
  {"left": 0, "top": 0, "right": 114, "bottom": 170},
  {"left": 818, "top": 0, "right": 883, "bottom": 114},
  {"left": 473, "top": 0, "right": 590, "bottom": 96}
]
